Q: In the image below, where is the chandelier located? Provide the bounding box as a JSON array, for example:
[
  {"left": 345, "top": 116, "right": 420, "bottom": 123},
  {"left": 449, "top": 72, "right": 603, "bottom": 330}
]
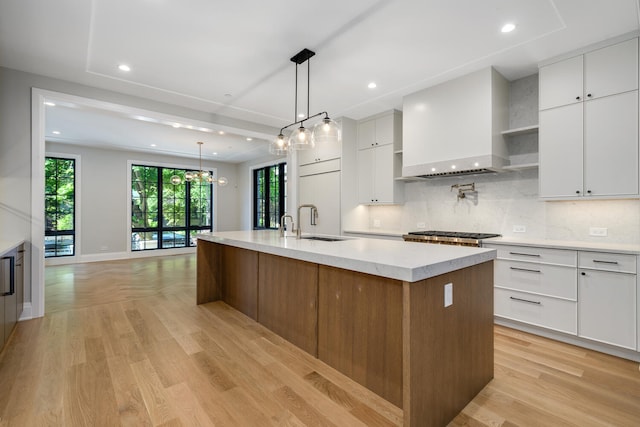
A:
[
  {"left": 269, "top": 48, "right": 341, "bottom": 156},
  {"left": 170, "top": 141, "right": 228, "bottom": 186}
]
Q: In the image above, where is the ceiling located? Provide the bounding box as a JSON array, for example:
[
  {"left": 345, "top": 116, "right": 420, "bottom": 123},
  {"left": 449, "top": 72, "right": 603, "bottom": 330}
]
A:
[{"left": 1, "top": 0, "right": 639, "bottom": 163}]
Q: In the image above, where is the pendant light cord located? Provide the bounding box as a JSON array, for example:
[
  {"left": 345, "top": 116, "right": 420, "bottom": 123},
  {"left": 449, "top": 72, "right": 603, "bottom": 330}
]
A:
[
  {"left": 307, "top": 57, "right": 310, "bottom": 119},
  {"left": 294, "top": 63, "right": 298, "bottom": 122}
]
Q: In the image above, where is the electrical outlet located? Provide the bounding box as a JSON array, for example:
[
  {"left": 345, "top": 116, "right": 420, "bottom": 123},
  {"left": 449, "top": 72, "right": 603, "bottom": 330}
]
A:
[
  {"left": 373, "top": 219, "right": 381, "bottom": 228},
  {"left": 589, "top": 227, "right": 608, "bottom": 237},
  {"left": 513, "top": 225, "right": 526, "bottom": 233},
  {"left": 417, "top": 222, "right": 426, "bottom": 229},
  {"left": 444, "top": 283, "right": 453, "bottom": 307}
]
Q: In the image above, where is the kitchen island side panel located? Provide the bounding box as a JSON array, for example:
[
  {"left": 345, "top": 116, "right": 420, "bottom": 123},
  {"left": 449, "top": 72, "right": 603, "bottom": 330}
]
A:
[
  {"left": 403, "top": 261, "right": 494, "bottom": 427},
  {"left": 197, "top": 239, "right": 222, "bottom": 304},
  {"left": 318, "top": 266, "right": 404, "bottom": 407},
  {"left": 258, "top": 253, "right": 319, "bottom": 356}
]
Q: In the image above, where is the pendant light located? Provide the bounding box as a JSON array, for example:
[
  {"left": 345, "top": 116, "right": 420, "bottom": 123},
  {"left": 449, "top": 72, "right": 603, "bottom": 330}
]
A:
[
  {"left": 269, "top": 48, "right": 341, "bottom": 156},
  {"left": 170, "top": 141, "right": 228, "bottom": 186}
]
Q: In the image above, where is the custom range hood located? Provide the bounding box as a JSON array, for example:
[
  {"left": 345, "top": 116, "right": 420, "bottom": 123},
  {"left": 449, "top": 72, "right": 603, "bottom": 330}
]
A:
[{"left": 402, "top": 67, "right": 509, "bottom": 178}]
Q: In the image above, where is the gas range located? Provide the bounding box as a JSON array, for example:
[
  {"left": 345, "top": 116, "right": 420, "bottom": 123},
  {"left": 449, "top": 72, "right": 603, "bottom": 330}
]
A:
[{"left": 402, "top": 230, "right": 501, "bottom": 247}]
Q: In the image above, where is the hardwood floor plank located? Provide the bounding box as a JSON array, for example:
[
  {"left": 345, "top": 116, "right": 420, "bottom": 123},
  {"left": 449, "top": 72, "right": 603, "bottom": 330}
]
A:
[
  {"left": 130, "top": 358, "right": 179, "bottom": 425},
  {"left": 106, "top": 354, "right": 154, "bottom": 427},
  {"left": 0, "top": 254, "right": 627, "bottom": 426}
]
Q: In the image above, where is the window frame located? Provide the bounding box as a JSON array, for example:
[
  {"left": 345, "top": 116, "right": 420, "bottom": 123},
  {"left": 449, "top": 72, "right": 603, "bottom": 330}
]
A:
[
  {"left": 130, "top": 162, "right": 216, "bottom": 252},
  {"left": 253, "top": 162, "right": 286, "bottom": 230},
  {"left": 44, "top": 155, "right": 77, "bottom": 258}
]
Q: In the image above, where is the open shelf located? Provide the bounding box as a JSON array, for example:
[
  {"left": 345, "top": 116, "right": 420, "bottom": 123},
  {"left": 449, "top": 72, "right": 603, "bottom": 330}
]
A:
[{"left": 501, "top": 125, "right": 539, "bottom": 137}]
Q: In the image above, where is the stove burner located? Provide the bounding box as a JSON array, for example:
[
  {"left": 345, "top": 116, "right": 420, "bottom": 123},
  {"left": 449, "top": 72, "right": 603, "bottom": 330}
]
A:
[
  {"left": 402, "top": 230, "right": 501, "bottom": 246},
  {"left": 407, "top": 231, "right": 501, "bottom": 239}
]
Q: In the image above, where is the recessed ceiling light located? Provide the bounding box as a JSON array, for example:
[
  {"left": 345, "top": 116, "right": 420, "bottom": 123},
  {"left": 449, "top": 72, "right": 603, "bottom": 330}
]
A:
[
  {"left": 150, "top": 144, "right": 157, "bottom": 147},
  {"left": 44, "top": 101, "right": 56, "bottom": 107},
  {"left": 172, "top": 123, "right": 181, "bottom": 128},
  {"left": 368, "top": 82, "right": 377, "bottom": 89},
  {"left": 118, "top": 64, "right": 131, "bottom": 72},
  {"left": 212, "top": 152, "right": 218, "bottom": 156},
  {"left": 218, "top": 131, "right": 225, "bottom": 135},
  {"left": 501, "top": 23, "right": 516, "bottom": 33},
  {"left": 52, "top": 131, "right": 61, "bottom": 135},
  {"left": 246, "top": 137, "right": 253, "bottom": 141},
  {"left": 298, "top": 113, "right": 305, "bottom": 118}
]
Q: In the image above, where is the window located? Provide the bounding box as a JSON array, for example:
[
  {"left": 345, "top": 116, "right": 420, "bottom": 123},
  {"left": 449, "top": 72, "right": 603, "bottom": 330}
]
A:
[
  {"left": 253, "top": 162, "right": 286, "bottom": 229},
  {"left": 131, "top": 164, "right": 213, "bottom": 251},
  {"left": 45, "top": 157, "right": 76, "bottom": 257}
]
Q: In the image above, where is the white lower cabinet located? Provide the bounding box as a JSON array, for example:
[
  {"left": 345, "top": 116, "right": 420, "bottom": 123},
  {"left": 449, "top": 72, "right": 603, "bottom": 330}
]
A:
[
  {"left": 578, "top": 269, "right": 636, "bottom": 349},
  {"left": 485, "top": 242, "right": 639, "bottom": 358},
  {"left": 495, "top": 288, "right": 577, "bottom": 334},
  {"left": 578, "top": 252, "right": 637, "bottom": 350}
]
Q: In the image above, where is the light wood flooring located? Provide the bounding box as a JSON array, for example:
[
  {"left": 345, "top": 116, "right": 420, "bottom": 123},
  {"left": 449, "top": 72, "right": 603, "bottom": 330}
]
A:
[{"left": 0, "top": 254, "right": 635, "bottom": 425}]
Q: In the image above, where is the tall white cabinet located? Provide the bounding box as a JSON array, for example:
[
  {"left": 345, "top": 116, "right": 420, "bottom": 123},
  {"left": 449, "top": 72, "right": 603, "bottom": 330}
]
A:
[
  {"left": 539, "top": 37, "right": 639, "bottom": 199},
  {"left": 356, "top": 111, "right": 403, "bottom": 205}
]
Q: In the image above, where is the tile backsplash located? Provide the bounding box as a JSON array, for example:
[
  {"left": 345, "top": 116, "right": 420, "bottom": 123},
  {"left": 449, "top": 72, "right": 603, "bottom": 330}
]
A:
[{"left": 356, "top": 169, "right": 640, "bottom": 244}]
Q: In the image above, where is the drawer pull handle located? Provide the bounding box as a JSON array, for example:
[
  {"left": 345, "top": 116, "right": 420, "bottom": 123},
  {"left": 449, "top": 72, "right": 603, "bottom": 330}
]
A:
[
  {"left": 509, "top": 296, "right": 541, "bottom": 305},
  {"left": 510, "top": 267, "right": 541, "bottom": 273},
  {"left": 509, "top": 252, "right": 541, "bottom": 257},
  {"left": 592, "top": 260, "right": 619, "bottom": 265}
]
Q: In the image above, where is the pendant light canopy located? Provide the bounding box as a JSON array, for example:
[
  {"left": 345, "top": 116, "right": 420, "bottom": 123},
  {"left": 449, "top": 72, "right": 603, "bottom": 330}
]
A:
[
  {"left": 269, "top": 48, "right": 341, "bottom": 156},
  {"left": 170, "top": 141, "right": 228, "bottom": 186}
]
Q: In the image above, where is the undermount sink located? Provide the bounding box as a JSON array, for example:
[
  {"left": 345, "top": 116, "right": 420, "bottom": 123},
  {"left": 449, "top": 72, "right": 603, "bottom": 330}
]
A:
[{"left": 301, "top": 236, "right": 345, "bottom": 242}]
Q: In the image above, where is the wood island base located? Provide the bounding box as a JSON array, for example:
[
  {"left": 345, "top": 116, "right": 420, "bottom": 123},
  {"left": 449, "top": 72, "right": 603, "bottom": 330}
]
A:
[{"left": 197, "top": 239, "right": 494, "bottom": 426}]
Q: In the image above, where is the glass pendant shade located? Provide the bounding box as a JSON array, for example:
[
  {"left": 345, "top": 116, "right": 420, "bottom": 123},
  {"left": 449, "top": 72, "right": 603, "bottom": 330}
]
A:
[
  {"left": 168, "top": 141, "right": 229, "bottom": 186},
  {"left": 312, "top": 117, "right": 341, "bottom": 144},
  {"left": 269, "top": 133, "right": 289, "bottom": 156},
  {"left": 290, "top": 125, "right": 314, "bottom": 150}
]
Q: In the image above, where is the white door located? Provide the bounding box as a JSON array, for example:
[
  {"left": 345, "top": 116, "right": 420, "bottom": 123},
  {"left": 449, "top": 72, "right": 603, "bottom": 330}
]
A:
[
  {"left": 578, "top": 269, "right": 636, "bottom": 349},
  {"left": 539, "top": 55, "right": 583, "bottom": 110},
  {"left": 357, "top": 148, "right": 375, "bottom": 204},
  {"left": 539, "top": 103, "right": 584, "bottom": 198},
  {"left": 584, "top": 91, "right": 639, "bottom": 196},
  {"left": 584, "top": 38, "right": 638, "bottom": 100}
]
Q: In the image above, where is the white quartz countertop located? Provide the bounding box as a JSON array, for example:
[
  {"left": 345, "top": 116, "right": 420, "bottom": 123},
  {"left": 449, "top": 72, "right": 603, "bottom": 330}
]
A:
[
  {"left": 197, "top": 230, "right": 496, "bottom": 282},
  {"left": 484, "top": 237, "right": 640, "bottom": 254},
  {"left": 0, "top": 239, "right": 25, "bottom": 257}
]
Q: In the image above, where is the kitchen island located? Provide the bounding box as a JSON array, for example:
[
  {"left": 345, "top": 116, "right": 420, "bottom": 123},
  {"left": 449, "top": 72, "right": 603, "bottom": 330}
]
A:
[{"left": 197, "top": 230, "right": 496, "bottom": 427}]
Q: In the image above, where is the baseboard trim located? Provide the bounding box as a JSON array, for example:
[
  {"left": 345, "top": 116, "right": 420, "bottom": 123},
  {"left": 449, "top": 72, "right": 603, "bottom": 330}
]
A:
[{"left": 19, "top": 303, "right": 33, "bottom": 321}]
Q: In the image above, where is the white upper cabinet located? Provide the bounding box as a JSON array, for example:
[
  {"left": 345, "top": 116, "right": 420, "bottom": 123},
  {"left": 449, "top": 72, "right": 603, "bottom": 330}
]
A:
[
  {"left": 584, "top": 38, "right": 639, "bottom": 100},
  {"left": 583, "top": 91, "right": 639, "bottom": 196},
  {"left": 298, "top": 131, "right": 342, "bottom": 166},
  {"left": 539, "top": 103, "right": 584, "bottom": 197},
  {"left": 356, "top": 111, "right": 403, "bottom": 205},
  {"left": 539, "top": 37, "right": 639, "bottom": 199},
  {"left": 539, "top": 55, "right": 583, "bottom": 110},
  {"left": 357, "top": 113, "right": 399, "bottom": 150},
  {"left": 540, "top": 38, "right": 638, "bottom": 110}
]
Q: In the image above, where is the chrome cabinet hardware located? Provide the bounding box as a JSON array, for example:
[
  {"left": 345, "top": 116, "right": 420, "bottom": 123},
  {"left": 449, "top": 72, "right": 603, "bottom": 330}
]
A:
[
  {"left": 510, "top": 267, "right": 541, "bottom": 273},
  {"left": 509, "top": 296, "right": 541, "bottom": 305},
  {"left": 509, "top": 252, "right": 541, "bottom": 257}
]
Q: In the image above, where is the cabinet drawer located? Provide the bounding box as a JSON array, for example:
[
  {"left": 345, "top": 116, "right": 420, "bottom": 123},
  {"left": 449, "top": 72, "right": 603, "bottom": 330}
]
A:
[
  {"left": 578, "top": 251, "right": 637, "bottom": 274},
  {"left": 494, "top": 260, "right": 576, "bottom": 300},
  {"left": 495, "top": 288, "right": 577, "bottom": 335},
  {"left": 485, "top": 244, "right": 577, "bottom": 266}
]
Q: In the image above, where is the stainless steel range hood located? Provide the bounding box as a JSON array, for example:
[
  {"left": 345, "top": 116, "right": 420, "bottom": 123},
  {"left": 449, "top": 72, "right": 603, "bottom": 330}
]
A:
[{"left": 402, "top": 67, "right": 509, "bottom": 179}]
